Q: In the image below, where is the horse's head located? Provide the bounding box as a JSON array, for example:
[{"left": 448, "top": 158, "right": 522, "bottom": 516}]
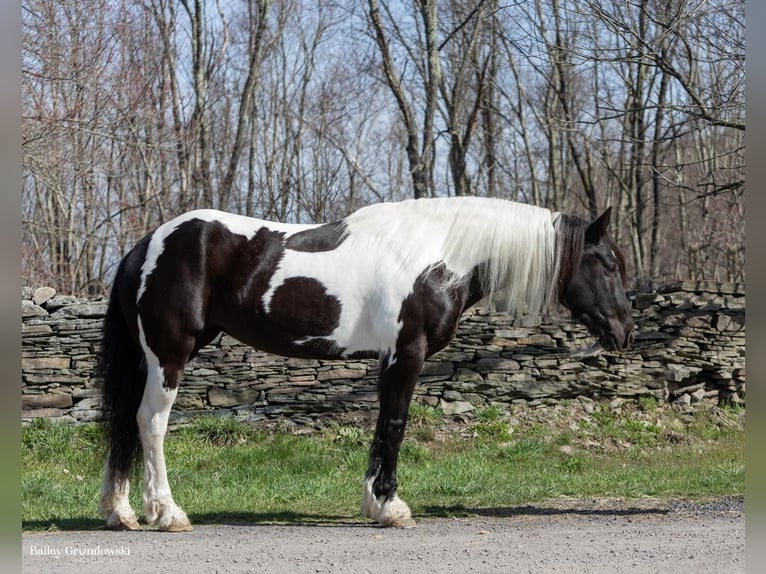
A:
[{"left": 559, "top": 207, "right": 634, "bottom": 352}]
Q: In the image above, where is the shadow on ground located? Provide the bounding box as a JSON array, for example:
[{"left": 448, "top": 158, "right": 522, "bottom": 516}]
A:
[
  {"left": 23, "top": 503, "right": 675, "bottom": 532},
  {"left": 420, "top": 504, "right": 670, "bottom": 519},
  {"left": 23, "top": 511, "right": 369, "bottom": 532}
]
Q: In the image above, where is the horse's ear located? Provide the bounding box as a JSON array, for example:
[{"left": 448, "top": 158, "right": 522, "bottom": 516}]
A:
[{"left": 585, "top": 206, "right": 612, "bottom": 245}]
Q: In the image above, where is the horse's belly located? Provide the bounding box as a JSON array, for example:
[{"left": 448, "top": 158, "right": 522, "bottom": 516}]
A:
[
  {"left": 258, "top": 250, "right": 407, "bottom": 359},
  {"left": 222, "top": 318, "right": 379, "bottom": 361}
]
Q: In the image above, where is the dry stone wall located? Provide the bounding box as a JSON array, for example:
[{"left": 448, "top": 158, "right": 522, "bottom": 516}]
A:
[{"left": 21, "top": 281, "right": 745, "bottom": 427}]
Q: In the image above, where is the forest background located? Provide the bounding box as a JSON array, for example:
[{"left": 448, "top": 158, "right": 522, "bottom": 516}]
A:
[{"left": 21, "top": 0, "right": 745, "bottom": 296}]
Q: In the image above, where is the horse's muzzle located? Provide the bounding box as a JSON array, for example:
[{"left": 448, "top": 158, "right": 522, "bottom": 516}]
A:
[
  {"left": 616, "top": 319, "right": 635, "bottom": 351},
  {"left": 603, "top": 316, "right": 634, "bottom": 352}
]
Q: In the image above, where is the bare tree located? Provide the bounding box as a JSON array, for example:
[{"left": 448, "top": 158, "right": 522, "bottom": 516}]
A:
[
  {"left": 438, "top": 0, "right": 491, "bottom": 196},
  {"left": 588, "top": 0, "right": 744, "bottom": 283},
  {"left": 22, "top": 0, "right": 745, "bottom": 294},
  {"left": 367, "top": 0, "right": 442, "bottom": 198}
]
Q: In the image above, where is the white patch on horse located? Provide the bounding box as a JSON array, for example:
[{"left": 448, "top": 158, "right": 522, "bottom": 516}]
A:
[
  {"left": 262, "top": 197, "right": 557, "bottom": 358},
  {"left": 136, "top": 318, "right": 192, "bottom": 531},
  {"left": 136, "top": 209, "right": 319, "bottom": 302},
  {"left": 261, "top": 241, "right": 415, "bottom": 358}
]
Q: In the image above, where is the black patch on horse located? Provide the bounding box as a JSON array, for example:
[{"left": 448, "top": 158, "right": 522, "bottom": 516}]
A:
[
  {"left": 224, "top": 226, "right": 289, "bottom": 305},
  {"left": 138, "top": 220, "right": 291, "bottom": 383},
  {"left": 396, "top": 263, "right": 471, "bottom": 358},
  {"left": 268, "top": 277, "right": 342, "bottom": 338},
  {"left": 138, "top": 219, "right": 349, "bottom": 366},
  {"left": 285, "top": 222, "right": 347, "bottom": 252}
]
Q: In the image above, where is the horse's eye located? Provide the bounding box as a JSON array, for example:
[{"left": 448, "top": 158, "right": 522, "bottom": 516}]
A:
[{"left": 605, "top": 262, "right": 618, "bottom": 275}]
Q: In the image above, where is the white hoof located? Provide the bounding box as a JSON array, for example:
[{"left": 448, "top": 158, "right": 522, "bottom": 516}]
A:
[
  {"left": 145, "top": 499, "right": 193, "bottom": 532},
  {"left": 361, "top": 475, "right": 416, "bottom": 528},
  {"left": 100, "top": 492, "right": 140, "bottom": 530},
  {"left": 104, "top": 510, "right": 140, "bottom": 531}
]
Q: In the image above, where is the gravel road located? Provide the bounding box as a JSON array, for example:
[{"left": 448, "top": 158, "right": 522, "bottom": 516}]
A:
[{"left": 22, "top": 497, "right": 744, "bottom": 574}]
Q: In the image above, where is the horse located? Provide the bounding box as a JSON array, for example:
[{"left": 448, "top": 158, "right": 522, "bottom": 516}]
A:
[{"left": 97, "top": 196, "right": 634, "bottom": 531}]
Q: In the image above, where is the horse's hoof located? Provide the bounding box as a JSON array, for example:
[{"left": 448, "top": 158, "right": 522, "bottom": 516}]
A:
[
  {"left": 378, "top": 513, "right": 417, "bottom": 528},
  {"left": 162, "top": 522, "right": 193, "bottom": 533},
  {"left": 147, "top": 501, "right": 192, "bottom": 532},
  {"left": 107, "top": 515, "right": 141, "bottom": 531},
  {"left": 376, "top": 516, "right": 416, "bottom": 528},
  {"left": 395, "top": 516, "right": 417, "bottom": 529}
]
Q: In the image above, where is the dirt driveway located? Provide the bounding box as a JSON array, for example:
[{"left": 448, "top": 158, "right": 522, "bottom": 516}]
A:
[{"left": 22, "top": 497, "right": 744, "bottom": 574}]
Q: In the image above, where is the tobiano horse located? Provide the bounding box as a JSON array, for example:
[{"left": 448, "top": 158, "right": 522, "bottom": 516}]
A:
[{"left": 98, "top": 196, "right": 634, "bottom": 531}]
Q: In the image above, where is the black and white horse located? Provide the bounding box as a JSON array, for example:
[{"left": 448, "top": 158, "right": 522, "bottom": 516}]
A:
[{"left": 98, "top": 196, "right": 634, "bottom": 531}]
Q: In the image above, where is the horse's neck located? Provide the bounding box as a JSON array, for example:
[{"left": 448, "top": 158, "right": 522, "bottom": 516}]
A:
[{"left": 463, "top": 264, "right": 488, "bottom": 310}]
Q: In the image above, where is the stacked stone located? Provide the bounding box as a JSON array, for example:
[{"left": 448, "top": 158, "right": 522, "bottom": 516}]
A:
[
  {"left": 175, "top": 337, "right": 380, "bottom": 427},
  {"left": 630, "top": 281, "right": 745, "bottom": 406},
  {"left": 22, "top": 287, "right": 107, "bottom": 424},
  {"left": 21, "top": 281, "right": 745, "bottom": 427}
]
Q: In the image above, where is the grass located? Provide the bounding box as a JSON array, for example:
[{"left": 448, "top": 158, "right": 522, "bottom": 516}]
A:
[{"left": 21, "top": 401, "right": 744, "bottom": 531}]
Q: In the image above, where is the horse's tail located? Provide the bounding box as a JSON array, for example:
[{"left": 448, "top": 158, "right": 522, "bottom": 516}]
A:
[{"left": 99, "top": 260, "right": 146, "bottom": 482}]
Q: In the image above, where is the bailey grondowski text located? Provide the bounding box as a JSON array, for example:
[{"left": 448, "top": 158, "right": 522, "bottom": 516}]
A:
[{"left": 29, "top": 545, "right": 130, "bottom": 557}]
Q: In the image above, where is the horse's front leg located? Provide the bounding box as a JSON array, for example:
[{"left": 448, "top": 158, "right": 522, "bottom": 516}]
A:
[{"left": 362, "top": 340, "right": 425, "bottom": 528}]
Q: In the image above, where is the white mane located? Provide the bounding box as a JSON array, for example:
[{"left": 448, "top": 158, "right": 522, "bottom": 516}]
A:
[{"left": 343, "top": 197, "right": 559, "bottom": 316}]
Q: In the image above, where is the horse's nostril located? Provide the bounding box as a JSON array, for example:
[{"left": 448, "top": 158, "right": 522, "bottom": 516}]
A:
[{"left": 626, "top": 330, "right": 635, "bottom": 348}]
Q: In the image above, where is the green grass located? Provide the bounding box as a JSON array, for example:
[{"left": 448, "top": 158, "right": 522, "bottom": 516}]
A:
[
  {"left": 21, "top": 402, "right": 744, "bottom": 531},
  {"left": 472, "top": 404, "right": 514, "bottom": 441}
]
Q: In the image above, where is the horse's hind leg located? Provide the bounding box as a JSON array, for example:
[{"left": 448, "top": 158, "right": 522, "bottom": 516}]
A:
[
  {"left": 100, "top": 457, "right": 139, "bottom": 530},
  {"left": 136, "top": 324, "right": 193, "bottom": 532},
  {"left": 362, "top": 339, "right": 425, "bottom": 528}
]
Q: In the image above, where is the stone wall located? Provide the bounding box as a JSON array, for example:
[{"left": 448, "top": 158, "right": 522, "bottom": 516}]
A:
[{"left": 21, "top": 281, "right": 745, "bottom": 427}]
